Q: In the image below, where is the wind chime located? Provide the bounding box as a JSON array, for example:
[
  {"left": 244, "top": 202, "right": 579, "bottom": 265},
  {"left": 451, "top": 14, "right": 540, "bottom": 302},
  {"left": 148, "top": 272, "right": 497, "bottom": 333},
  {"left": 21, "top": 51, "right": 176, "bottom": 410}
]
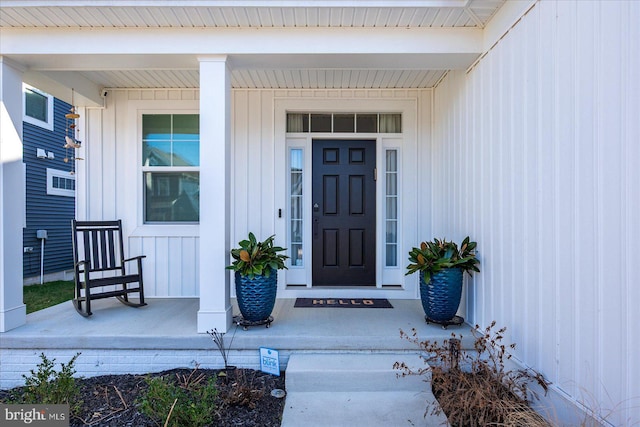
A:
[{"left": 63, "top": 88, "right": 83, "bottom": 174}]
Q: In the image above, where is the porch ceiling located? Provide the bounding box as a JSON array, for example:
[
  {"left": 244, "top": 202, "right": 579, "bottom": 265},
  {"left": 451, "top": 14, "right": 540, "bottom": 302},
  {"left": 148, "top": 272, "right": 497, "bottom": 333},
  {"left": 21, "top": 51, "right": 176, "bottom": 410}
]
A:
[{"left": 1, "top": 0, "right": 504, "bottom": 96}]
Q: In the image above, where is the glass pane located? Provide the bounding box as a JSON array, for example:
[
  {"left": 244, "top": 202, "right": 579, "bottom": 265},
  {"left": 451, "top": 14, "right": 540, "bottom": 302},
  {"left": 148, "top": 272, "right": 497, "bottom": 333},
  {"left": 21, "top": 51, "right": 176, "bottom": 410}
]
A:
[
  {"left": 386, "top": 197, "right": 397, "bottom": 219},
  {"left": 291, "top": 149, "right": 303, "bottom": 170},
  {"left": 386, "top": 244, "right": 397, "bottom": 267},
  {"left": 386, "top": 221, "right": 397, "bottom": 243},
  {"left": 172, "top": 115, "right": 199, "bottom": 140},
  {"left": 143, "top": 141, "right": 172, "bottom": 166},
  {"left": 291, "top": 173, "right": 303, "bottom": 195},
  {"left": 25, "top": 89, "right": 48, "bottom": 122},
  {"left": 291, "top": 196, "right": 302, "bottom": 219},
  {"left": 287, "top": 113, "right": 309, "bottom": 132},
  {"left": 291, "top": 243, "right": 303, "bottom": 266},
  {"left": 386, "top": 173, "right": 397, "bottom": 196},
  {"left": 333, "top": 114, "right": 355, "bottom": 132},
  {"left": 144, "top": 172, "right": 200, "bottom": 222},
  {"left": 379, "top": 114, "right": 402, "bottom": 133},
  {"left": 386, "top": 150, "right": 397, "bottom": 171},
  {"left": 356, "top": 114, "right": 377, "bottom": 133},
  {"left": 143, "top": 115, "right": 171, "bottom": 140},
  {"left": 291, "top": 219, "right": 303, "bottom": 242},
  {"left": 310, "top": 114, "right": 331, "bottom": 132},
  {"left": 172, "top": 141, "right": 199, "bottom": 166}
]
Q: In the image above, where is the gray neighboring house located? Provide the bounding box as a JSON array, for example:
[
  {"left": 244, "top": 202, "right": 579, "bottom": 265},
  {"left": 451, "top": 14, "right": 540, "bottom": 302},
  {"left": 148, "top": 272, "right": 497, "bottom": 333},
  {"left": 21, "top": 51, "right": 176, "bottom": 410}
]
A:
[{"left": 22, "top": 85, "right": 75, "bottom": 284}]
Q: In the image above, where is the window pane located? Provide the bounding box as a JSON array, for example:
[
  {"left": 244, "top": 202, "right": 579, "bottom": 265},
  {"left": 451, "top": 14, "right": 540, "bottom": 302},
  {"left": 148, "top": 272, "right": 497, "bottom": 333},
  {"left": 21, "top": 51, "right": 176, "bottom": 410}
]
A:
[
  {"left": 25, "top": 89, "right": 48, "bottom": 122},
  {"left": 386, "top": 244, "right": 397, "bottom": 267},
  {"left": 310, "top": 114, "right": 331, "bottom": 132},
  {"left": 356, "top": 114, "right": 377, "bottom": 133},
  {"left": 386, "top": 150, "right": 397, "bottom": 171},
  {"left": 144, "top": 172, "right": 200, "bottom": 222},
  {"left": 172, "top": 141, "right": 199, "bottom": 166},
  {"left": 385, "top": 221, "right": 397, "bottom": 243},
  {"left": 172, "top": 114, "right": 199, "bottom": 140},
  {"left": 386, "top": 173, "right": 397, "bottom": 196},
  {"left": 291, "top": 172, "right": 303, "bottom": 195},
  {"left": 386, "top": 197, "right": 397, "bottom": 219},
  {"left": 333, "top": 114, "right": 355, "bottom": 132},
  {"left": 287, "top": 113, "right": 309, "bottom": 132},
  {"left": 143, "top": 141, "right": 172, "bottom": 166},
  {"left": 143, "top": 115, "right": 171, "bottom": 140},
  {"left": 379, "top": 114, "right": 402, "bottom": 133}
]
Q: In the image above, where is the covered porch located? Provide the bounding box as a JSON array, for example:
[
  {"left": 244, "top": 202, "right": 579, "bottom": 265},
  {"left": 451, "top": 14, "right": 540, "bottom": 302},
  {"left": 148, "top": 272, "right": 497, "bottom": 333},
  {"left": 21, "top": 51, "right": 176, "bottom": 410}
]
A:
[{"left": 0, "top": 297, "right": 463, "bottom": 389}]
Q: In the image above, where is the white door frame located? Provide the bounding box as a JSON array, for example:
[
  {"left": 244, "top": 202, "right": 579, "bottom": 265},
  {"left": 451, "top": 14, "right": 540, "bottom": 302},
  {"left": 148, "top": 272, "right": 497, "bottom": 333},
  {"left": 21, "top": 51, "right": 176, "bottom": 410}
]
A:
[{"left": 274, "top": 96, "right": 418, "bottom": 299}]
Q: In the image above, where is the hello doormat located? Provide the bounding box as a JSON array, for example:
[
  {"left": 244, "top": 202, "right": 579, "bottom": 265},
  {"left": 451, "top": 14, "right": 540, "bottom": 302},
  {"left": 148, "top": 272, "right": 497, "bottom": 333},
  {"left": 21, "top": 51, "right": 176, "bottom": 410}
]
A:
[{"left": 294, "top": 298, "right": 393, "bottom": 308}]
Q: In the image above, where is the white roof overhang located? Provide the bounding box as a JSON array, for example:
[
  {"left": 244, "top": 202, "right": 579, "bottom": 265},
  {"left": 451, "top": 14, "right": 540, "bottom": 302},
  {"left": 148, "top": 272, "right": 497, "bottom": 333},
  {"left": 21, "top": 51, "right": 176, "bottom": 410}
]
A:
[{"left": 0, "top": 0, "right": 515, "bottom": 106}]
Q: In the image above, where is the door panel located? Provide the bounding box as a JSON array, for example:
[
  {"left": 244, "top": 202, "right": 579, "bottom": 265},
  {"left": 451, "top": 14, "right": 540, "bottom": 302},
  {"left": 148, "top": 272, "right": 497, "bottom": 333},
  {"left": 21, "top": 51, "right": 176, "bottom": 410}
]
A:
[{"left": 312, "top": 139, "right": 376, "bottom": 286}]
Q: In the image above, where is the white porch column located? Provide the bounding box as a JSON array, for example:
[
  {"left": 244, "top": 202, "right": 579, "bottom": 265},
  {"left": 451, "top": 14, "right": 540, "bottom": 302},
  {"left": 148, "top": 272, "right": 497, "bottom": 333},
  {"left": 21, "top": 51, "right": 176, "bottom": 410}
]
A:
[
  {"left": 0, "top": 57, "right": 26, "bottom": 332},
  {"left": 197, "top": 56, "right": 232, "bottom": 333}
]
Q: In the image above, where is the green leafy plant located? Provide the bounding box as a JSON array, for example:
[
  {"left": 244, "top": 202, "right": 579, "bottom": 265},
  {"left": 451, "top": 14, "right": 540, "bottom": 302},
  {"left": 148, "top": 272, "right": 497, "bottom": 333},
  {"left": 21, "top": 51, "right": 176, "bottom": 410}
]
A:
[
  {"left": 13, "top": 352, "right": 82, "bottom": 414},
  {"left": 406, "top": 236, "right": 480, "bottom": 284},
  {"left": 138, "top": 368, "right": 218, "bottom": 427},
  {"left": 395, "top": 322, "right": 549, "bottom": 427},
  {"left": 227, "top": 232, "right": 289, "bottom": 279}
]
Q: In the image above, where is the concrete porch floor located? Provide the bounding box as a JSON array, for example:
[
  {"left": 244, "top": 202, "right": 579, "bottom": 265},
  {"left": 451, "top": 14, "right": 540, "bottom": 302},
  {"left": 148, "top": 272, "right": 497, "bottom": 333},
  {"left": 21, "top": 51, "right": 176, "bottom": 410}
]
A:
[{"left": 0, "top": 298, "right": 475, "bottom": 388}]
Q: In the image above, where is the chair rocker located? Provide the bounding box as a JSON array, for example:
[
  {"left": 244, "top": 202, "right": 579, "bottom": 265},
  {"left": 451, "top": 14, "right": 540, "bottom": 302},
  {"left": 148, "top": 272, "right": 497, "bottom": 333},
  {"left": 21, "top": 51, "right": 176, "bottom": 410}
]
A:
[{"left": 72, "top": 220, "right": 147, "bottom": 316}]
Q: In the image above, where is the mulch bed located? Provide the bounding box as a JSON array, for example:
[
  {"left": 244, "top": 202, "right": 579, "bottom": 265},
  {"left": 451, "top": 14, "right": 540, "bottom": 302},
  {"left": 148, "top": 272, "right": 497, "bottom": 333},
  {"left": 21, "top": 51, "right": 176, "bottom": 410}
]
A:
[{"left": 1, "top": 368, "right": 285, "bottom": 427}]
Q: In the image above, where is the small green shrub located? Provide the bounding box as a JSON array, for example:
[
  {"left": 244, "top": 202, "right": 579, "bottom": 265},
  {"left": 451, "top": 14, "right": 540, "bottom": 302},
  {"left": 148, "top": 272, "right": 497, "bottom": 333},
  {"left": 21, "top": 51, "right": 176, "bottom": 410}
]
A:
[
  {"left": 13, "top": 352, "right": 82, "bottom": 414},
  {"left": 138, "top": 369, "right": 218, "bottom": 427}
]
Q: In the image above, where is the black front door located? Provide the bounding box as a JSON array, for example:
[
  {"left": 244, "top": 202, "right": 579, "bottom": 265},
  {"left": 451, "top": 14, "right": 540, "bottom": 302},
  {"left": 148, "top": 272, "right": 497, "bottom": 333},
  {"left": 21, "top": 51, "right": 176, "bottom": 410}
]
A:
[{"left": 312, "top": 139, "right": 376, "bottom": 286}]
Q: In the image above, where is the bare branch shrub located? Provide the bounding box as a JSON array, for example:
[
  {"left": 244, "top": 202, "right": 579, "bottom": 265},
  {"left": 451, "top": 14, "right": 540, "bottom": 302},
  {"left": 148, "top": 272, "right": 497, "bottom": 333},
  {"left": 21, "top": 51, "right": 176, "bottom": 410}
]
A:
[{"left": 395, "top": 321, "right": 551, "bottom": 427}]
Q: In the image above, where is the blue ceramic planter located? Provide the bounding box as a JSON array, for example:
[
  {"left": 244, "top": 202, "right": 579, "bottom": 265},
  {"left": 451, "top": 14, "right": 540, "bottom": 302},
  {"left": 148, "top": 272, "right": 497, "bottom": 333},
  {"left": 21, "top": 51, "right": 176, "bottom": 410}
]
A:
[
  {"left": 235, "top": 269, "right": 277, "bottom": 322},
  {"left": 419, "top": 268, "right": 463, "bottom": 322}
]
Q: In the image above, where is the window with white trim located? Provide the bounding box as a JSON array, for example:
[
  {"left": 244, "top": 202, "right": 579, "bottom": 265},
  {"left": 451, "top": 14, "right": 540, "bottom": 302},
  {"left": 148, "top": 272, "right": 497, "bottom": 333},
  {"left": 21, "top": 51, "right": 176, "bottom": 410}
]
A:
[
  {"left": 47, "top": 168, "right": 75, "bottom": 197},
  {"left": 142, "top": 114, "right": 200, "bottom": 223},
  {"left": 385, "top": 149, "right": 398, "bottom": 267},
  {"left": 23, "top": 84, "right": 54, "bottom": 131},
  {"left": 289, "top": 148, "right": 304, "bottom": 266}
]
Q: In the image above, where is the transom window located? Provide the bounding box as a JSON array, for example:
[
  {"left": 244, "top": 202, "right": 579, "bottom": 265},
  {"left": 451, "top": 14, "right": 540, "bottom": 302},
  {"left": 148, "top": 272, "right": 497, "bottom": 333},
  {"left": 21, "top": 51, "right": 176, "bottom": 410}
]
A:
[
  {"left": 286, "top": 113, "right": 402, "bottom": 133},
  {"left": 142, "top": 114, "right": 199, "bottom": 223}
]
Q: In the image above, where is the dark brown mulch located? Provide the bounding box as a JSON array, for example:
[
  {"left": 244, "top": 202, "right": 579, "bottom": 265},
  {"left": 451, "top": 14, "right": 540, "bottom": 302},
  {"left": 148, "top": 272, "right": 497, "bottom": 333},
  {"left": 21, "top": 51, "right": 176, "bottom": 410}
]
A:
[{"left": 1, "top": 368, "right": 285, "bottom": 427}]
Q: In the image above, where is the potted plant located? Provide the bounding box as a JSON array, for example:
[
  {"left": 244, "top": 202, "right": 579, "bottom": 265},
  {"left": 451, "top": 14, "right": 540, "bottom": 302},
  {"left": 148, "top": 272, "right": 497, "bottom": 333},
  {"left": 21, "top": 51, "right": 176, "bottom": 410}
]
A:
[
  {"left": 227, "top": 232, "right": 288, "bottom": 328},
  {"left": 406, "top": 237, "right": 479, "bottom": 326}
]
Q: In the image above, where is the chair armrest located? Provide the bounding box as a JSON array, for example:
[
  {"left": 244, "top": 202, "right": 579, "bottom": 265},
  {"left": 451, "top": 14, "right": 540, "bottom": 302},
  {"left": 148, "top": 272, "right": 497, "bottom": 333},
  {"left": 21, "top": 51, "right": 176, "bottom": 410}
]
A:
[
  {"left": 123, "top": 255, "right": 146, "bottom": 263},
  {"left": 75, "top": 260, "right": 91, "bottom": 268}
]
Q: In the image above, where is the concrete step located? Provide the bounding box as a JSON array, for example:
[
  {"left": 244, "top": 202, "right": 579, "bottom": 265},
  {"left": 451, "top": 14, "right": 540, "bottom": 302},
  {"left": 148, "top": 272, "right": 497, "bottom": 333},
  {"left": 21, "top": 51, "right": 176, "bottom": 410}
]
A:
[
  {"left": 281, "top": 353, "right": 450, "bottom": 427},
  {"left": 285, "top": 353, "right": 427, "bottom": 392},
  {"left": 281, "top": 391, "right": 448, "bottom": 427}
]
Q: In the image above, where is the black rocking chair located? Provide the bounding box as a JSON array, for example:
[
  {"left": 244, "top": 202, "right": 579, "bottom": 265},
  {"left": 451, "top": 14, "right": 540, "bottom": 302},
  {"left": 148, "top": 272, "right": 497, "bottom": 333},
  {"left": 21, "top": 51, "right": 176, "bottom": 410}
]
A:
[{"left": 71, "top": 220, "right": 147, "bottom": 316}]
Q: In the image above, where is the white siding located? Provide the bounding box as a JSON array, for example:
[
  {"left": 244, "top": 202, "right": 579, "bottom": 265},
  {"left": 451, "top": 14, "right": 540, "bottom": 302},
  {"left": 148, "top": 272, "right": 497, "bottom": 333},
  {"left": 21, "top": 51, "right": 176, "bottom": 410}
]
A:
[
  {"left": 79, "top": 89, "right": 201, "bottom": 297},
  {"left": 432, "top": 1, "right": 639, "bottom": 424}
]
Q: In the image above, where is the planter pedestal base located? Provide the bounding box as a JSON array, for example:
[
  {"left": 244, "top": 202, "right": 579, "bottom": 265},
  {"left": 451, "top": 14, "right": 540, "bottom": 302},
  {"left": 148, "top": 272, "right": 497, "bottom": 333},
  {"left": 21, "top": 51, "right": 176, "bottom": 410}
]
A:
[
  {"left": 425, "top": 315, "right": 464, "bottom": 329},
  {"left": 233, "top": 315, "right": 273, "bottom": 331}
]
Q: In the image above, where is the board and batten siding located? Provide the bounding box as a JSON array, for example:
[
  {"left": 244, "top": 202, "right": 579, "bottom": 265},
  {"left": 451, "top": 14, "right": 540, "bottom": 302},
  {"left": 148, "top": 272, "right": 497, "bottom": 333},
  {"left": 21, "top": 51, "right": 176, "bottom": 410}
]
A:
[
  {"left": 432, "top": 1, "right": 639, "bottom": 425},
  {"left": 78, "top": 89, "right": 201, "bottom": 297},
  {"left": 23, "top": 97, "right": 75, "bottom": 279}
]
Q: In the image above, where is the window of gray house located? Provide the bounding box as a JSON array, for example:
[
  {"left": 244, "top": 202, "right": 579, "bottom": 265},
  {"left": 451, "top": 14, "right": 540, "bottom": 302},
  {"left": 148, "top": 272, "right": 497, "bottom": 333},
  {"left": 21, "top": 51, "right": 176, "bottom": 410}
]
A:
[
  {"left": 23, "top": 85, "right": 54, "bottom": 131},
  {"left": 142, "top": 114, "right": 200, "bottom": 222}
]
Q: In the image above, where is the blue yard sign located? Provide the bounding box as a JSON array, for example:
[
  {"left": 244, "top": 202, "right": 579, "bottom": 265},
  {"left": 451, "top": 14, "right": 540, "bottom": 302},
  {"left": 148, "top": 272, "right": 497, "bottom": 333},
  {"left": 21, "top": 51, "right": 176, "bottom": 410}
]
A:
[{"left": 259, "top": 347, "right": 280, "bottom": 376}]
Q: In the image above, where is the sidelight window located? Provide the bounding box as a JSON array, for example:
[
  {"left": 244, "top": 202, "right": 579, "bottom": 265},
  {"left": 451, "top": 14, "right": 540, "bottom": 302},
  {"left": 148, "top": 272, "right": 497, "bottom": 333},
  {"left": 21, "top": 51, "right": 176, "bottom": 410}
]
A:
[
  {"left": 385, "top": 150, "right": 398, "bottom": 267},
  {"left": 290, "top": 149, "right": 304, "bottom": 266}
]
